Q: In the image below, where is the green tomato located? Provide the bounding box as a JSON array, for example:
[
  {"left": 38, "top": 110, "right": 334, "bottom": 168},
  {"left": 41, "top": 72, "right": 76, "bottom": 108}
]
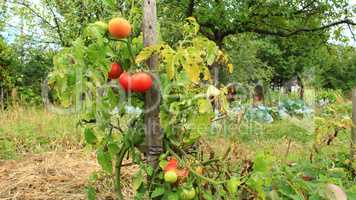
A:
[
  {"left": 93, "top": 21, "right": 108, "bottom": 34},
  {"left": 164, "top": 170, "right": 178, "bottom": 183},
  {"left": 180, "top": 188, "right": 196, "bottom": 200},
  {"left": 166, "top": 192, "right": 179, "bottom": 200}
]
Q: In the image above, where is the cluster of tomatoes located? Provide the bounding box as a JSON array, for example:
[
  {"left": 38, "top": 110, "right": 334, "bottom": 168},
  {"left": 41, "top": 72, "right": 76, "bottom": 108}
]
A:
[
  {"left": 163, "top": 158, "right": 196, "bottom": 200},
  {"left": 103, "top": 17, "right": 153, "bottom": 93}
]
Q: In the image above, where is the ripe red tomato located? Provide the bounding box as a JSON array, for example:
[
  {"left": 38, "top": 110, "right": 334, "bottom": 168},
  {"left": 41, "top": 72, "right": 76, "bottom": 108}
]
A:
[
  {"left": 118, "top": 72, "right": 132, "bottom": 91},
  {"left": 164, "top": 158, "right": 178, "bottom": 172},
  {"left": 108, "top": 63, "right": 123, "bottom": 79},
  {"left": 131, "top": 72, "right": 153, "bottom": 93}
]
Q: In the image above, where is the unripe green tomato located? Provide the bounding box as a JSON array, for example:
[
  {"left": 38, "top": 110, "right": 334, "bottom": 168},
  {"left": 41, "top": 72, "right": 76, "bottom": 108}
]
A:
[
  {"left": 166, "top": 192, "right": 179, "bottom": 200},
  {"left": 164, "top": 170, "right": 178, "bottom": 183},
  {"left": 93, "top": 21, "right": 108, "bottom": 34},
  {"left": 180, "top": 188, "right": 196, "bottom": 200}
]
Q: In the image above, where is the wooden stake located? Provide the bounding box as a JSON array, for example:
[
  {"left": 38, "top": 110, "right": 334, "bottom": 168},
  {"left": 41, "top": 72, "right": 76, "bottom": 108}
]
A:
[
  {"left": 351, "top": 89, "right": 356, "bottom": 162},
  {"left": 0, "top": 86, "right": 4, "bottom": 110},
  {"left": 143, "top": 0, "right": 163, "bottom": 168}
]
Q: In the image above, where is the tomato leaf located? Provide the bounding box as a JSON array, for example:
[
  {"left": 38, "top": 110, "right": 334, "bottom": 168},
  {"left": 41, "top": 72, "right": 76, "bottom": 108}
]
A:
[
  {"left": 146, "top": 165, "right": 154, "bottom": 176},
  {"left": 198, "top": 98, "right": 213, "bottom": 113},
  {"left": 108, "top": 142, "right": 120, "bottom": 156},
  {"left": 151, "top": 187, "right": 165, "bottom": 198},
  {"left": 97, "top": 148, "right": 112, "bottom": 173},
  {"left": 253, "top": 152, "right": 273, "bottom": 173},
  {"left": 84, "top": 128, "right": 97, "bottom": 145},
  {"left": 226, "top": 177, "right": 241, "bottom": 194},
  {"left": 132, "top": 170, "right": 144, "bottom": 191},
  {"left": 135, "top": 45, "right": 161, "bottom": 64}
]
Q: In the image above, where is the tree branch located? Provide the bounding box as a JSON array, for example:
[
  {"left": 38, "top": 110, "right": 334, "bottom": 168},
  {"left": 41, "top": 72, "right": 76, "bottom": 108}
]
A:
[
  {"left": 347, "top": 23, "right": 356, "bottom": 42},
  {"left": 44, "top": 0, "right": 66, "bottom": 46},
  {"left": 222, "top": 19, "right": 356, "bottom": 38},
  {"left": 8, "top": 1, "right": 55, "bottom": 28},
  {"left": 186, "top": 0, "right": 195, "bottom": 17}
]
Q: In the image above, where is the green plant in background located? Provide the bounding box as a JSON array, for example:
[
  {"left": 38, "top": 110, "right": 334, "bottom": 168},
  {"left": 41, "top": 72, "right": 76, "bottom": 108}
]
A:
[{"left": 0, "top": 107, "right": 82, "bottom": 160}]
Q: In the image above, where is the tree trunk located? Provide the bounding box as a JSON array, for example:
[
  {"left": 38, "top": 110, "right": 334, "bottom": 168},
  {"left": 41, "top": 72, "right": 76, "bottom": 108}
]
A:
[
  {"left": 351, "top": 89, "right": 356, "bottom": 163},
  {"left": 297, "top": 74, "right": 304, "bottom": 100},
  {"left": 212, "top": 63, "right": 219, "bottom": 87},
  {"left": 0, "top": 86, "right": 4, "bottom": 110},
  {"left": 143, "top": 0, "right": 162, "bottom": 168}
]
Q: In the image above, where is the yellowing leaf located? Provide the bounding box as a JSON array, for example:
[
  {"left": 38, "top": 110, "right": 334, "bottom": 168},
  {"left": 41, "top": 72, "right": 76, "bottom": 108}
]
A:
[
  {"left": 198, "top": 99, "right": 212, "bottom": 113},
  {"left": 161, "top": 46, "right": 177, "bottom": 80},
  {"left": 186, "top": 17, "right": 200, "bottom": 34},
  {"left": 207, "top": 85, "right": 220, "bottom": 97},
  {"left": 186, "top": 16, "right": 196, "bottom": 23},
  {"left": 203, "top": 66, "right": 211, "bottom": 81},
  {"left": 135, "top": 45, "right": 161, "bottom": 64},
  {"left": 166, "top": 54, "right": 175, "bottom": 80},
  {"left": 184, "top": 64, "right": 200, "bottom": 83},
  {"left": 227, "top": 63, "right": 234, "bottom": 73}
]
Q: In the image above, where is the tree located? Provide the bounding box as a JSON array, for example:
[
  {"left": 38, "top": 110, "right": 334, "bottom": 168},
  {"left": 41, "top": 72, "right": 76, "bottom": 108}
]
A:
[
  {"left": 314, "top": 45, "right": 356, "bottom": 91},
  {"left": 159, "top": 0, "right": 355, "bottom": 87},
  {"left": 0, "top": 37, "right": 18, "bottom": 105}
]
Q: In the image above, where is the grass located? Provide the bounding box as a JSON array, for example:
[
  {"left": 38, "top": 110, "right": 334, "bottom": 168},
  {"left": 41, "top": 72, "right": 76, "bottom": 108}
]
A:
[
  {"left": 0, "top": 106, "right": 83, "bottom": 160},
  {"left": 1, "top": 105, "right": 352, "bottom": 167},
  {"left": 0, "top": 103, "right": 354, "bottom": 199},
  {"left": 205, "top": 114, "right": 352, "bottom": 166}
]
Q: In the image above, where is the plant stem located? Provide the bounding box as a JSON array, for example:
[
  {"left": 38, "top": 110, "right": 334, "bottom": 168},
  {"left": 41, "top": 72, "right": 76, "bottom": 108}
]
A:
[
  {"left": 115, "top": 144, "right": 129, "bottom": 200},
  {"left": 166, "top": 146, "right": 226, "bottom": 185},
  {"left": 126, "top": 36, "right": 138, "bottom": 68}
]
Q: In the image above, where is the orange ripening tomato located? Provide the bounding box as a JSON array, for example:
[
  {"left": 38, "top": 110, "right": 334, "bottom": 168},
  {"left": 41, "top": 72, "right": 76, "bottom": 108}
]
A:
[{"left": 108, "top": 17, "right": 131, "bottom": 39}]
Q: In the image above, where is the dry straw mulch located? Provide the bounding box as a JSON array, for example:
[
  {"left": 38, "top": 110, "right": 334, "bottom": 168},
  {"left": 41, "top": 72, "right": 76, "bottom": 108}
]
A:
[{"left": 0, "top": 151, "right": 138, "bottom": 200}]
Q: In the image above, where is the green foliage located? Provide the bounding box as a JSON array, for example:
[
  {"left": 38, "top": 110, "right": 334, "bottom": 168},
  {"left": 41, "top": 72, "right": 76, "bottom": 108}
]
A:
[
  {"left": 0, "top": 36, "right": 54, "bottom": 105},
  {"left": 314, "top": 46, "right": 356, "bottom": 91},
  {"left": 0, "top": 37, "right": 18, "bottom": 95},
  {"left": 223, "top": 34, "right": 274, "bottom": 84},
  {"left": 2, "top": 1, "right": 355, "bottom": 199}
]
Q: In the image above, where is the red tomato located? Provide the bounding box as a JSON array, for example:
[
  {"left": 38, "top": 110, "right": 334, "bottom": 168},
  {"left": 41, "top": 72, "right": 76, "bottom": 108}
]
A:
[
  {"left": 108, "top": 63, "right": 123, "bottom": 79},
  {"left": 164, "top": 158, "right": 178, "bottom": 172},
  {"left": 131, "top": 72, "right": 153, "bottom": 93},
  {"left": 118, "top": 72, "right": 132, "bottom": 91}
]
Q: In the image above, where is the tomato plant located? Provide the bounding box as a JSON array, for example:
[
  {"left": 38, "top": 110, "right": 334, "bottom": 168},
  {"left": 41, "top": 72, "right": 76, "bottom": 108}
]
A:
[
  {"left": 46, "top": 9, "right": 356, "bottom": 199},
  {"left": 49, "top": 8, "right": 235, "bottom": 199}
]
